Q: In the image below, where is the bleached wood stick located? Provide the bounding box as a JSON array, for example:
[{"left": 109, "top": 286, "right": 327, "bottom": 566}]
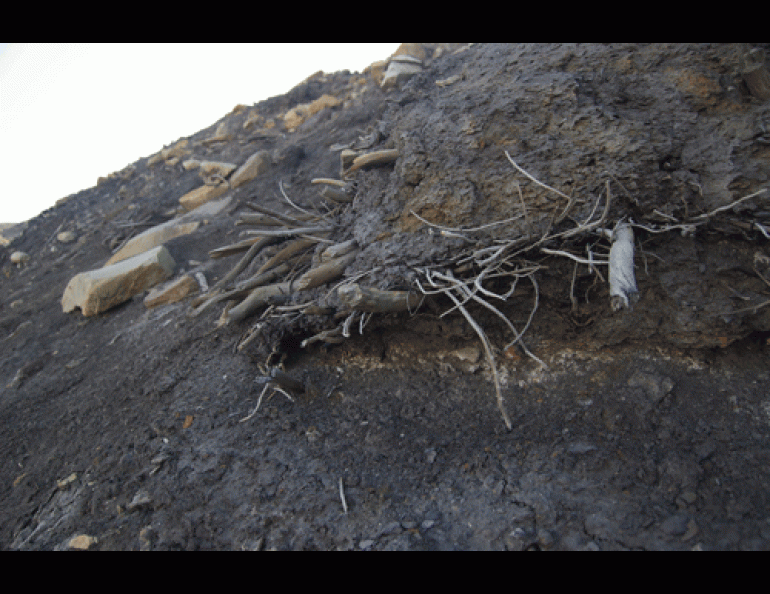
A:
[
  {"left": 311, "top": 178, "right": 347, "bottom": 187},
  {"left": 235, "top": 213, "right": 290, "bottom": 226},
  {"left": 212, "top": 236, "right": 278, "bottom": 292},
  {"left": 319, "top": 186, "right": 353, "bottom": 203},
  {"left": 346, "top": 148, "right": 399, "bottom": 174},
  {"left": 244, "top": 202, "right": 315, "bottom": 226},
  {"left": 209, "top": 237, "right": 264, "bottom": 259},
  {"left": 337, "top": 283, "right": 422, "bottom": 313},
  {"left": 608, "top": 222, "right": 638, "bottom": 311},
  {"left": 319, "top": 239, "right": 357, "bottom": 262},
  {"left": 294, "top": 252, "right": 358, "bottom": 291},
  {"left": 221, "top": 281, "right": 292, "bottom": 325},
  {"left": 256, "top": 237, "right": 319, "bottom": 275},
  {"left": 244, "top": 226, "right": 333, "bottom": 238}
]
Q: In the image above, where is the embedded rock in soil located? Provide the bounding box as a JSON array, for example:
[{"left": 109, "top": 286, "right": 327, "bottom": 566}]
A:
[{"left": 61, "top": 245, "right": 176, "bottom": 316}]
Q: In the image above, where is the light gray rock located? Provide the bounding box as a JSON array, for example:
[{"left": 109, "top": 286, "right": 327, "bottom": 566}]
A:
[
  {"left": 229, "top": 150, "right": 271, "bottom": 189},
  {"left": 105, "top": 196, "right": 231, "bottom": 266},
  {"left": 381, "top": 60, "right": 423, "bottom": 90},
  {"left": 144, "top": 274, "right": 198, "bottom": 308},
  {"left": 10, "top": 251, "right": 30, "bottom": 267},
  {"left": 62, "top": 245, "right": 176, "bottom": 316},
  {"left": 57, "top": 231, "right": 77, "bottom": 243}
]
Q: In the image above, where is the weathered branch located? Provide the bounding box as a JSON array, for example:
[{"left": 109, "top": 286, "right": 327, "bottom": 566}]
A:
[
  {"left": 319, "top": 186, "right": 353, "bottom": 203},
  {"left": 212, "top": 236, "right": 278, "bottom": 292},
  {"left": 208, "top": 237, "right": 264, "bottom": 259},
  {"left": 219, "top": 252, "right": 357, "bottom": 325},
  {"left": 235, "top": 213, "right": 293, "bottom": 226},
  {"left": 294, "top": 252, "right": 358, "bottom": 291},
  {"left": 256, "top": 237, "right": 320, "bottom": 275},
  {"left": 244, "top": 226, "right": 334, "bottom": 238},
  {"left": 189, "top": 263, "right": 293, "bottom": 317},
  {"left": 301, "top": 326, "right": 345, "bottom": 347},
  {"left": 220, "top": 281, "right": 293, "bottom": 326},
  {"left": 311, "top": 178, "right": 347, "bottom": 187},
  {"left": 319, "top": 239, "right": 357, "bottom": 262},
  {"left": 243, "top": 202, "right": 315, "bottom": 226},
  {"left": 345, "top": 148, "right": 399, "bottom": 175},
  {"left": 337, "top": 283, "right": 422, "bottom": 313}
]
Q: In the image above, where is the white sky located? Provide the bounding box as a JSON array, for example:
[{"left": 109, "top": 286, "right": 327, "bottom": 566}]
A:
[{"left": 0, "top": 43, "right": 399, "bottom": 223}]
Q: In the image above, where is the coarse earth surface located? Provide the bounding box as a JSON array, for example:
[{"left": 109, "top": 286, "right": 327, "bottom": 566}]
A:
[{"left": 2, "top": 43, "right": 770, "bottom": 550}]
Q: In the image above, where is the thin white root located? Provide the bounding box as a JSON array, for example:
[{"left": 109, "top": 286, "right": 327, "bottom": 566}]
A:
[
  {"left": 540, "top": 248, "right": 609, "bottom": 266},
  {"left": 339, "top": 477, "right": 348, "bottom": 515},
  {"left": 504, "top": 150, "right": 572, "bottom": 202},
  {"left": 693, "top": 188, "right": 767, "bottom": 221},
  {"left": 442, "top": 286, "right": 513, "bottom": 431},
  {"left": 239, "top": 383, "right": 295, "bottom": 423},
  {"left": 239, "top": 384, "right": 270, "bottom": 422}
]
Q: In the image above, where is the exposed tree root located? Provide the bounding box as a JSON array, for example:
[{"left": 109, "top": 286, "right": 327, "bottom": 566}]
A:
[{"left": 196, "top": 150, "right": 769, "bottom": 430}]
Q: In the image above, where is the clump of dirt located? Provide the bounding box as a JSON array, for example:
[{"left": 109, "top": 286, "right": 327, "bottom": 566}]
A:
[{"left": 2, "top": 43, "right": 770, "bottom": 550}]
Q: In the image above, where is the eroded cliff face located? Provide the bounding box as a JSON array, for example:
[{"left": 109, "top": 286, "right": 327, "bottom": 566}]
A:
[
  {"left": 2, "top": 44, "right": 770, "bottom": 550},
  {"left": 331, "top": 43, "right": 770, "bottom": 355}
]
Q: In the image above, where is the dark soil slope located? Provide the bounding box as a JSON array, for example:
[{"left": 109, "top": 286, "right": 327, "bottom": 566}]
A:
[{"left": 2, "top": 43, "right": 770, "bottom": 550}]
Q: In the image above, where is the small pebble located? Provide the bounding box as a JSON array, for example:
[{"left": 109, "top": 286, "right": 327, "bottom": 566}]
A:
[
  {"left": 358, "top": 539, "right": 374, "bottom": 550},
  {"left": 67, "top": 534, "right": 98, "bottom": 550},
  {"left": 10, "top": 251, "right": 29, "bottom": 267},
  {"left": 661, "top": 513, "right": 690, "bottom": 536},
  {"left": 57, "top": 231, "right": 76, "bottom": 243}
]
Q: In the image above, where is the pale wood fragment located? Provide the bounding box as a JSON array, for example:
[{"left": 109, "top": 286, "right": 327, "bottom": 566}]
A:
[
  {"left": 319, "top": 239, "right": 357, "bottom": 262},
  {"left": 221, "top": 281, "right": 292, "bottom": 325},
  {"left": 294, "top": 252, "right": 357, "bottom": 291},
  {"left": 337, "top": 283, "right": 421, "bottom": 313},
  {"left": 346, "top": 148, "right": 399, "bottom": 174},
  {"left": 256, "top": 237, "right": 319, "bottom": 275}
]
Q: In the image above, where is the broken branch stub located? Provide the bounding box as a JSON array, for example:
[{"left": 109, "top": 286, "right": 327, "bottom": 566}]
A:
[
  {"left": 208, "top": 237, "right": 265, "bottom": 259},
  {"left": 319, "top": 186, "right": 353, "bottom": 203},
  {"left": 319, "top": 239, "right": 357, "bottom": 262},
  {"left": 223, "top": 252, "right": 358, "bottom": 326},
  {"left": 345, "top": 148, "right": 399, "bottom": 175},
  {"left": 235, "top": 213, "right": 289, "bottom": 226},
  {"left": 244, "top": 226, "right": 334, "bottom": 238},
  {"left": 338, "top": 283, "right": 422, "bottom": 313},
  {"left": 608, "top": 222, "right": 638, "bottom": 311},
  {"left": 256, "top": 237, "right": 319, "bottom": 275},
  {"left": 294, "top": 252, "right": 358, "bottom": 291},
  {"left": 220, "top": 281, "right": 292, "bottom": 326}
]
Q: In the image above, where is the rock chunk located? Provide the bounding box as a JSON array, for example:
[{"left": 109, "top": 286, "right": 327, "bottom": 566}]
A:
[
  {"left": 62, "top": 246, "right": 176, "bottom": 316},
  {"left": 198, "top": 161, "right": 237, "bottom": 184},
  {"left": 283, "top": 94, "right": 341, "bottom": 133},
  {"left": 391, "top": 43, "right": 427, "bottom": 62},
  {"left": 179, "top": 183, "right": 229, "bottom": 211},
  {"left": 57, "top": 231, "right": 77, "bottom": 243},
  {"left": 107, "top": 196, "right": 231, "bottom": 265},
  {"left": 229, "top": 150, "right": 271, "bottom": 189},
  {"left": 10, "top": 251, "right": 30, "bottom": 267},
  {"left": 381, "top": 56, "right": 423, "bottom": 90},
  {"left": 144, "top": 274, "right": 199, "bottom": 308},
  {"left": 147, "top": 138, "right": 191, "bottom": 167},
  {"left": 66, "top": 534, "right": 98, "bottom": 550}
]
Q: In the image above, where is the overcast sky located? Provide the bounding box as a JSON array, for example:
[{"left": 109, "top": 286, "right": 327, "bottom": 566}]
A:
[{"left": 0, "top": 43, "right": 399, "bottom": 223}]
